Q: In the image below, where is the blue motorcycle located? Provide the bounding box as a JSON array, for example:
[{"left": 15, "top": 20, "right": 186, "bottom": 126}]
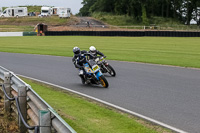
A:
[{"left": 83, "top": 59, "right": 109, "bottom": 88}]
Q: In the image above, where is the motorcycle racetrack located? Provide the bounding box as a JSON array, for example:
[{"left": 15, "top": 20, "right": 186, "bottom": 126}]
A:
[{"left": 0, "top": 52, "right": 200, "bottom": 133}]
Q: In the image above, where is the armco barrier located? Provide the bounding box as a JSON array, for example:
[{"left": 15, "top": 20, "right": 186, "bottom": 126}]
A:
[
  {"left": 45, "top": 31, "right": 200, "bottom": 37},
  {"left": 0, "top": 32, "right": 37, "bottom": 36},
  {"left": 0, "top": 66, "right": 76, "bottom": 133},
  {"left": 23, "top": 32, "right": 37, "bottom": 36},
  {"left": 0, "top": 32, "right": 23, "bottom": 36}
]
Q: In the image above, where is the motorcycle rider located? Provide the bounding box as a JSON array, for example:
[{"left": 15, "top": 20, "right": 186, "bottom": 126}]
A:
[
  {"left": 88, "top": 46, "right": 116, "bottom": 76},
  {"left": 72, "top": 47, "right": 87, "bottom": 84},
  {"left": 72, "top": 46, "right": 94, "bottom": 84},
  {"left": 88, "top": 46, "right": 105, "bottom": 59},
  {"left": 72, "top": 47, "right": 87, "bottom": 62}
]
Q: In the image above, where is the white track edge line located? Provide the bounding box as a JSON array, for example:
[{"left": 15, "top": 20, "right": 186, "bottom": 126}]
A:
[{"left": 18, "top": 74, "right": 188, "bottom": 133}]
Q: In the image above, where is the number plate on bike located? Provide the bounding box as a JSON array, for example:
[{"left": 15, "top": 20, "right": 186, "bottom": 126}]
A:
[{"left": 92, "top": 65, "right": 99, "bottom": 71}]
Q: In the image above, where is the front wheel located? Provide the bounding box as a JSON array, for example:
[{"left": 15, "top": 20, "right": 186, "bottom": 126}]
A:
[
  {"left": 99, "top": 75, "right": 109, "bottom": 88},
  {"left": 107, "top": 64, "right": 116, "bottom": 77}
]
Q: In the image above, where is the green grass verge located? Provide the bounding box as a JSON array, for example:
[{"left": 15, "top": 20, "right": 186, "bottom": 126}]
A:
[
  {"left": 0, "top": 16, "right": 75, "bottom": 32},
  {"left": 1, "top": 16, "right": 71, "bottom": 25},
  {"left": 0, "top": 36, "right": 200, "bottom": 68},
  {"left": 92, "top": 12, "right": 182, "bottom": 26},
  {"left": 22, "top": 78, "right": 170, "bottom": 133},
  {"left": 92, "top": 12, "right": 138, "bottom": 26},
  {"left": 0, "top": 25, "right": 34, "bottom": 32},
  {"left": 91, "top": 12, "right": 200, "bottom": 31},
  {"left": 0, "top": 16, "right": 70, "bottom": 24}
]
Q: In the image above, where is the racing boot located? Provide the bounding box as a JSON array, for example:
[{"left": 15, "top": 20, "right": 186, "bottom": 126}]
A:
[
  {"left": 79, "top": 75, "right": 85, "bottom": 84},
  {"left": 79, "top": 70, "right": 85, "bottom": 84}
]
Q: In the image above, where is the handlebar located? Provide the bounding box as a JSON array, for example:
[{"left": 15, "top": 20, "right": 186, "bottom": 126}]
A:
[{"left": 96, "top": 56, "right": 106, "bottom": 58}]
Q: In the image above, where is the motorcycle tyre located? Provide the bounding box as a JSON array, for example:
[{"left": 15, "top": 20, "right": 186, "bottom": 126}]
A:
[
  {"left": 99, "top": 75, "right": 109, "bottom": 88},
  {"left": 107, "top": 64, "right": 116, "bottom": 77}
]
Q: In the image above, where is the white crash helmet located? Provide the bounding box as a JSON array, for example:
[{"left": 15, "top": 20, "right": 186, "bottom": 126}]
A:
[{"left": 89, "top": 46, "right": 96, "bottom": 54}]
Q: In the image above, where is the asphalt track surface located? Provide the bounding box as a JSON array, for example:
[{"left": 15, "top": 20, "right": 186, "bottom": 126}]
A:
[
  {"left": 77, "top": 17, "right": 106, "bottom": 26},
  {"left": 0, "top": 52, "right": 200, "bottom": 133}
]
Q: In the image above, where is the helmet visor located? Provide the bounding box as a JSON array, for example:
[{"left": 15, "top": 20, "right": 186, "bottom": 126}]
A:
[
  {"left": 91, "top": 50, "right": 96, "bottom": 54},
  {"left": 74, "top": 50, "right": 80, "bottom": 55}
]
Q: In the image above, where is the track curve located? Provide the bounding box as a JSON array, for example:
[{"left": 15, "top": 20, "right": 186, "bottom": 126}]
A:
[{"left": 0, "top": 52, "right": 200, "bottom": 133}]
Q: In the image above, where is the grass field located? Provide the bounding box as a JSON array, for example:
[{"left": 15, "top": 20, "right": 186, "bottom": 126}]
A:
[
  {"left": 0, "top": 16, "right": 71, "bottom": 26},
  {"left": 0, "top": 36, "right": 200, "bottom": 68},
  {"left": 0, "top": 16, "right": 77, "bottom": 32},
  {"left": 91, "top": 12, "right": 200, "bottom": 31},
  {"left": 0, "top": 25, "right": 34, "bottom": 32},
  {"left": 92, "top": 12, "right": 182, "bottom": 26},
  {"left": 22, "top": 78, "right": 170, "bottom": 133}
]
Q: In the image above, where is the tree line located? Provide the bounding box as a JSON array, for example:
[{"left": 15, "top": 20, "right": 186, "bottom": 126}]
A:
[{"left": 79, "top": 0, "right": 200, "bottom": 25}]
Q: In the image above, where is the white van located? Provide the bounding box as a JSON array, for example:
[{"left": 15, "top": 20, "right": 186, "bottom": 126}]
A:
[
  {"left": 59, "top": 8, "right": 71, "bottom": 18},
  {"left": 40, "top": 7, "right": 52, "bottom": 17},
  {"left": 0, "top": 7, "right": 27, "bottom": 17}
]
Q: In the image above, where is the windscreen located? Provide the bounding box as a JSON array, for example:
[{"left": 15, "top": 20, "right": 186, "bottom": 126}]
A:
[{"left": 42, "top": 10, "right": 49, "bottom": 13}]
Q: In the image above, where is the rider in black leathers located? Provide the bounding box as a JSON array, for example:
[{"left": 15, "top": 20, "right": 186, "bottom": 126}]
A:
[
  {"left": 72, "top": 47, "right": 94, "bottom": 84},
  {"left": 72, "top": 48, "right": 87, "bottom": 66}
]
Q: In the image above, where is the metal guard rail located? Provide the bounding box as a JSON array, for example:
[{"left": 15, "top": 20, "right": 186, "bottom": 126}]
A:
[
  {"left": 1, "top": 84, "right": 39, "bottom": 133},
  {"left": 0, "top": 66, "right": 76, "bottom": 133}
]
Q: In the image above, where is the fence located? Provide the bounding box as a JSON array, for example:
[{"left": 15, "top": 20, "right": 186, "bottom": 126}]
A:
[
  {"left": 0, "top": 66, "right": 76, "bottom": 133},
  {"left": 45, "top": 30, "right": 200, "bottom": 37},
  {"left": 110, "top": 25, "right": 200, "bottom": 31}
]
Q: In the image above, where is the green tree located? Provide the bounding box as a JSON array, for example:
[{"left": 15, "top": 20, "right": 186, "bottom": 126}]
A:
[
  {"left": 90, "top": 0, "right": 115, "bottom": 13},
  {"left": 79, "top": 0, "right": 97, "bottom": 16},
  {"left": 180, "top": 0, "right": 199, "bottom": 25},
  {"left": 141, "top": 4, "right": 149, "bottom": 24},
  {"left": 79, "top": 0, "right": 200, "bottom": 25}
]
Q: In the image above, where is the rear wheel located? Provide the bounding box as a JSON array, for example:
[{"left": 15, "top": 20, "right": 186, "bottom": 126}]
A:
[
  {"left": 107, "top": 64, "right": 116, "bottom": 77},
  {"left": 99, "top": 75, "right": 109, "bottom": 88}
]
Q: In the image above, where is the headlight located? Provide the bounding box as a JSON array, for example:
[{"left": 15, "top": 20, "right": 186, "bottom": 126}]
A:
[{"left": 95, "top": 58, "right": 99, "bottom": 62}]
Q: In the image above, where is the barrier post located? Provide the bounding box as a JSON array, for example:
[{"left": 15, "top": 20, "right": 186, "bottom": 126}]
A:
[
  {"left": 4, "top": 72, "right": 11, "bottom": 113},
  {"left": 39, "top": 110, "right": 51, "bottom": 133},
  {"left": 18, "top": 85, "right": 27, "bottom": 133}
]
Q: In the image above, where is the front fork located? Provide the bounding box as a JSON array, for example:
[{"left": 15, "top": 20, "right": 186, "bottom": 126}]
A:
[{"left": 102, "top": 62, "right": 109, "bottom": 72}]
